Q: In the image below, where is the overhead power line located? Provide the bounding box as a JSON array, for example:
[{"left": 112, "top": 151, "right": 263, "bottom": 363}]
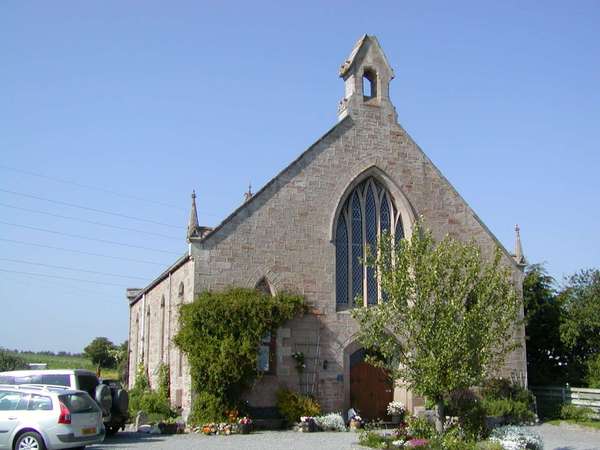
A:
[
  {"left": 0, "top": 268, "right": 128, "bottom": 288},
  {"left": 2, "top": 274, "right": 118, "bottom": 300},
  {"left": 0, "top": 188, "right": 183, "bottom": 229},
  {"left": 0, "top": 221, "right": 181, "bottom": 255},
  {"left": 0, "top": 202, "right": 181, "bottom": 240},
  {"left": 0, "top": 164, "right": 185, "bottom": 211},
  {"left": 0, "top": 238, "right": 167, "bottom": 266},
  {"left": 0, "top": 257, "right": 149, "bottom": 281}
]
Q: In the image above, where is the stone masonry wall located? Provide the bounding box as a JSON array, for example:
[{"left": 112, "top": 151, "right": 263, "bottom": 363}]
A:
[
  {"left": 188, "top": 93, "right": 527, "bottom": 415},
  {"left": 128, "top": 258, "right": 194, "bottom": 415}
]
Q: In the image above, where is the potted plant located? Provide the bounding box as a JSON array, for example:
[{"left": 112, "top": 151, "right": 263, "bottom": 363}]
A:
[
  {"left": 158, "top": 418, "right": 178, "bottom": 435},
  {"left": 387, "top": 401, "right": 406, "bottom": 424},
  {"left": 238, "top": 416, "right": 253, "bottom": 434}
]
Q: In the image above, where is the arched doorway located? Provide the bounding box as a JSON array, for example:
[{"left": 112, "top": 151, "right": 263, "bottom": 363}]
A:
[{"left": 349, "top": 348, "right": 393, "bottom": 421}]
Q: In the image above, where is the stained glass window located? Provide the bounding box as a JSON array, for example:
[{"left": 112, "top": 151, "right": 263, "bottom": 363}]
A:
[
  {"left": 335, "top": 177, "right": 404, "bottom": 309},
  {"left": 351, "top": 193, "right": 363, "bottom": 305},
  {"left": 365, "top": 186, "right": 377, "bottom": 305},
  {"left": 336, "top": 215, "right": 348, "bottom": 305}
]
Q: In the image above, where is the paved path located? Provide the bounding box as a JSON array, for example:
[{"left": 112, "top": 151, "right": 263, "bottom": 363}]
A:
[{"left": 89, "top": 423, "right": 600, "bottom": 450}]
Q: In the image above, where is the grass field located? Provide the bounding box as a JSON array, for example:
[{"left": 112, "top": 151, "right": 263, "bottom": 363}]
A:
[{"left": 5, "top": 351, "right": 119, "bottom": 379}]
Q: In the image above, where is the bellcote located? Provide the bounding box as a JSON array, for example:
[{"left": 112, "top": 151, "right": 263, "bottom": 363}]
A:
[{"left": 337, "top": 34, "right": 397, "bottom": 121}]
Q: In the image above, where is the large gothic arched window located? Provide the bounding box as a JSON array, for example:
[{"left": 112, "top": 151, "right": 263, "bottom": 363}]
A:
[{"left": 335, "top": 177, "right": 404, "bottom": 309}]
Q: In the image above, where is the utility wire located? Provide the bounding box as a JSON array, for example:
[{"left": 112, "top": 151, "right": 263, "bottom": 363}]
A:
[
  {"left": 2, "top": 275, "right": 121, "bottom": 301},
  {"left": 0, "top": 268, "right": 128, "bottom": 288},
  {"left": 0, "top": 202, "right": 181, "bottom": 240},
  {"left": 0, "top": 257, "right": 149, "bottom": 281},
  {"left": 0, "top": 188, "right": 183, "bottom": 229},
  {"left": 0, "top": 238, "right": 167, "bottom": 266},
  {"left": 0, "top": 164, "right": 185, "bottom": 211},
  {"left": 0, "top": 221, "right": 181, "bottom": 255}
]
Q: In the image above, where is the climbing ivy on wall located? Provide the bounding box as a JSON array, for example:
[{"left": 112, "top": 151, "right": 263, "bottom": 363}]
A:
[{"left": 174, "top": 287, "right": 304, "bottom": 424}]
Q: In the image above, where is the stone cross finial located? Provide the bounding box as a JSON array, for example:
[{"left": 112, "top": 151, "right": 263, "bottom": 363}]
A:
[
  {"left": 244, "top": 183, "right": 253, "bottom": 202},
  {"left": 187, "top": 190, "right": 199, "bottom": 240},
  {"left": 514, "top": 224, "right": 525, "bottom": 266}
]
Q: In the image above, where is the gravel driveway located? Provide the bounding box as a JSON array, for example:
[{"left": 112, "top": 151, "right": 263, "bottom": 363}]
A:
[
  {"left": 88, "top": 423, "right": 600, "bottom": 450},
  {"left": 92, "top": 430, "right": 362, "bottom": 450},
  {"left": 524, "top": 423, "right": 600, "bottom": 450}
]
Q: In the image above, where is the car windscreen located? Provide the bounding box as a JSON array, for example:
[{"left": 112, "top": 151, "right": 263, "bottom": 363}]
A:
[
  {"left": 75, "top": 374, "right": 98, "bottom": 398},
  {"left": 59, "top": 393, "right": 100, "bottom": 414}
]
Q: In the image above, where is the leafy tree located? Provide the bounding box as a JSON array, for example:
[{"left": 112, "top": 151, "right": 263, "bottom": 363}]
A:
[
  {"left": 109, "top": 340, "right": 129, "bottom": 384},
  {"left": 352, "top": 222, "right": 521, "bottom": 432},
  {"left": 558, "top": 269, "right": 600, "bottom": 385},
  {"left": 523, "top": 264, "right": 567, "bottom": 385},
  {"left": 0, "top": 349, "right": 27, "bottom": 371},
  {"left": 84, "top": 337, "right": 117, "bottom": 369}
]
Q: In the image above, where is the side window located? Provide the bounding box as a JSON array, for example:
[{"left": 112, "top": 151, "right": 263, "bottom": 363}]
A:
[
  {"left": 41, "top": 374, "right": 70, "bottom": 387},
  {"left": 0, "top": 391, "right": 26, "bottom": 410},
  {"left": 28, "top": 394, "right": 53, "bottom": 411},
  {"left": 14, "top": 375, "right": 42, "bottom": 385}
]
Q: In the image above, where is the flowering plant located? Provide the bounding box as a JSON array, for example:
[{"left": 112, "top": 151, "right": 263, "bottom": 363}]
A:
[
  {"left": 238, "top": 416, "right": 253, "bottom": 425},
  {"left": 387, "top": 401, "right": 406, "bottom": 416},
  {"left": 489, "top": 425, "right": 544, "bottom": 450},
  {"left": 405, "top": 438, "right": 429, "bottom": 448},
  {"left": 313, "top": 412, "right": 346, "bottom": 431}
]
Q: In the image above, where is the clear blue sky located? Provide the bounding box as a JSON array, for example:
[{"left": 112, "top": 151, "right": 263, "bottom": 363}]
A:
[{"left": 1, "top": 1, "right": 598, "bottom": 353}]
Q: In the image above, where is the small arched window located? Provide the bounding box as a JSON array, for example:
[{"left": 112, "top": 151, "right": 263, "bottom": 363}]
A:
[
  {"left": 178, "top": 282, "right": 184, "bottom": 302},
  {"left": 159, "top": 296, "right": 166, "bottom": 363},
  {"left": 335, "top": 177, "right": 404, "bottom": 309},
  {"left": 363, "top": 68, "right": 377, "bottom": 99}
]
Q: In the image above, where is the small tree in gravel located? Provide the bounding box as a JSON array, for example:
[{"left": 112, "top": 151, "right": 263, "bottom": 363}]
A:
[{"left": 352, "top": 221, "right": 521, "bottom": 433}]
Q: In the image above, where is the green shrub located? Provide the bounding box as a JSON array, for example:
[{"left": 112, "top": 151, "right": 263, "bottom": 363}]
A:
[
  {"left": 128, "top": 363, "right": 175, "bottom": 421},
  {"left": 560, "top": 404, "right": 595, "bottom": 421},
  {"left": 189, "top": 391, "right": 228, "bottom": 425},
  {"left": 446, "top": 389, "right": 487, "bottom": 440},
  {"left": 586, "top": 353, "right": 600, "bottom": 388},
  {"left": 480, "top": 378, "right": 535, "bottom": 425},
  {"left": 157, "top": 363, "right": 170, "bottom": 400},
  {"left": 358, "top": 430, "right": 390, "bottom": 449},
  {"left": 276, "top": 388, "right": 321, "bottom": 424},
  {"left": 175, "top": 288, "right": 304, "bottom": 419},
  {"left": 475, "top": 442, "right": 505, "bottom": 450},
  {"left": 406, "top": 415, "right": 435, "bottom": 439},
  {"left": 0, "top": 350, "right": 27, "bottom": 371}
]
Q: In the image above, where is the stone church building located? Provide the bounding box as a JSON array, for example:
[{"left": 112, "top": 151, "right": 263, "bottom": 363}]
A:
[{"left": 126, "top": 35, "right": 527, "bottom": 420}]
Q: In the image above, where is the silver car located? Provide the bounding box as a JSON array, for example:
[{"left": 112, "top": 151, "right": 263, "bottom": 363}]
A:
[{"left": 0, "top": 385, "right": 105, "bottom": 450}]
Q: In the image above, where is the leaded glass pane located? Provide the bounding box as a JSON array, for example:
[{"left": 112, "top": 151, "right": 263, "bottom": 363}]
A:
[
  {"left": 365, "top": 186, "right": 377, "bottom": 305},
  {"left": 380, "top": 194, "right": 390, "bottom": 234},
  {"left": 351, "top": 193, "right": 363, "bottom": 304},
  {"left": 395, "top": 214, "right": 405, "bottom": 245},
  {"left": 336, "top": 215, "right": 348, "bottom": 305}
]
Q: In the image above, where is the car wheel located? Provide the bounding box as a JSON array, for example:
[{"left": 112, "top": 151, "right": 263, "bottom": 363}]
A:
[
  {"left": 14, "top": 431, "right": 46, "bottom": 450},
  {"left": 106, "top": 425, "right": 119, "bottom": 436}
]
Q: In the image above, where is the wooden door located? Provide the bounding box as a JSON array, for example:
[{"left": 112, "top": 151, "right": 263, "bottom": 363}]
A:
[{"left": 350, "top": 361, "right": 393, "bottom": 421}]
